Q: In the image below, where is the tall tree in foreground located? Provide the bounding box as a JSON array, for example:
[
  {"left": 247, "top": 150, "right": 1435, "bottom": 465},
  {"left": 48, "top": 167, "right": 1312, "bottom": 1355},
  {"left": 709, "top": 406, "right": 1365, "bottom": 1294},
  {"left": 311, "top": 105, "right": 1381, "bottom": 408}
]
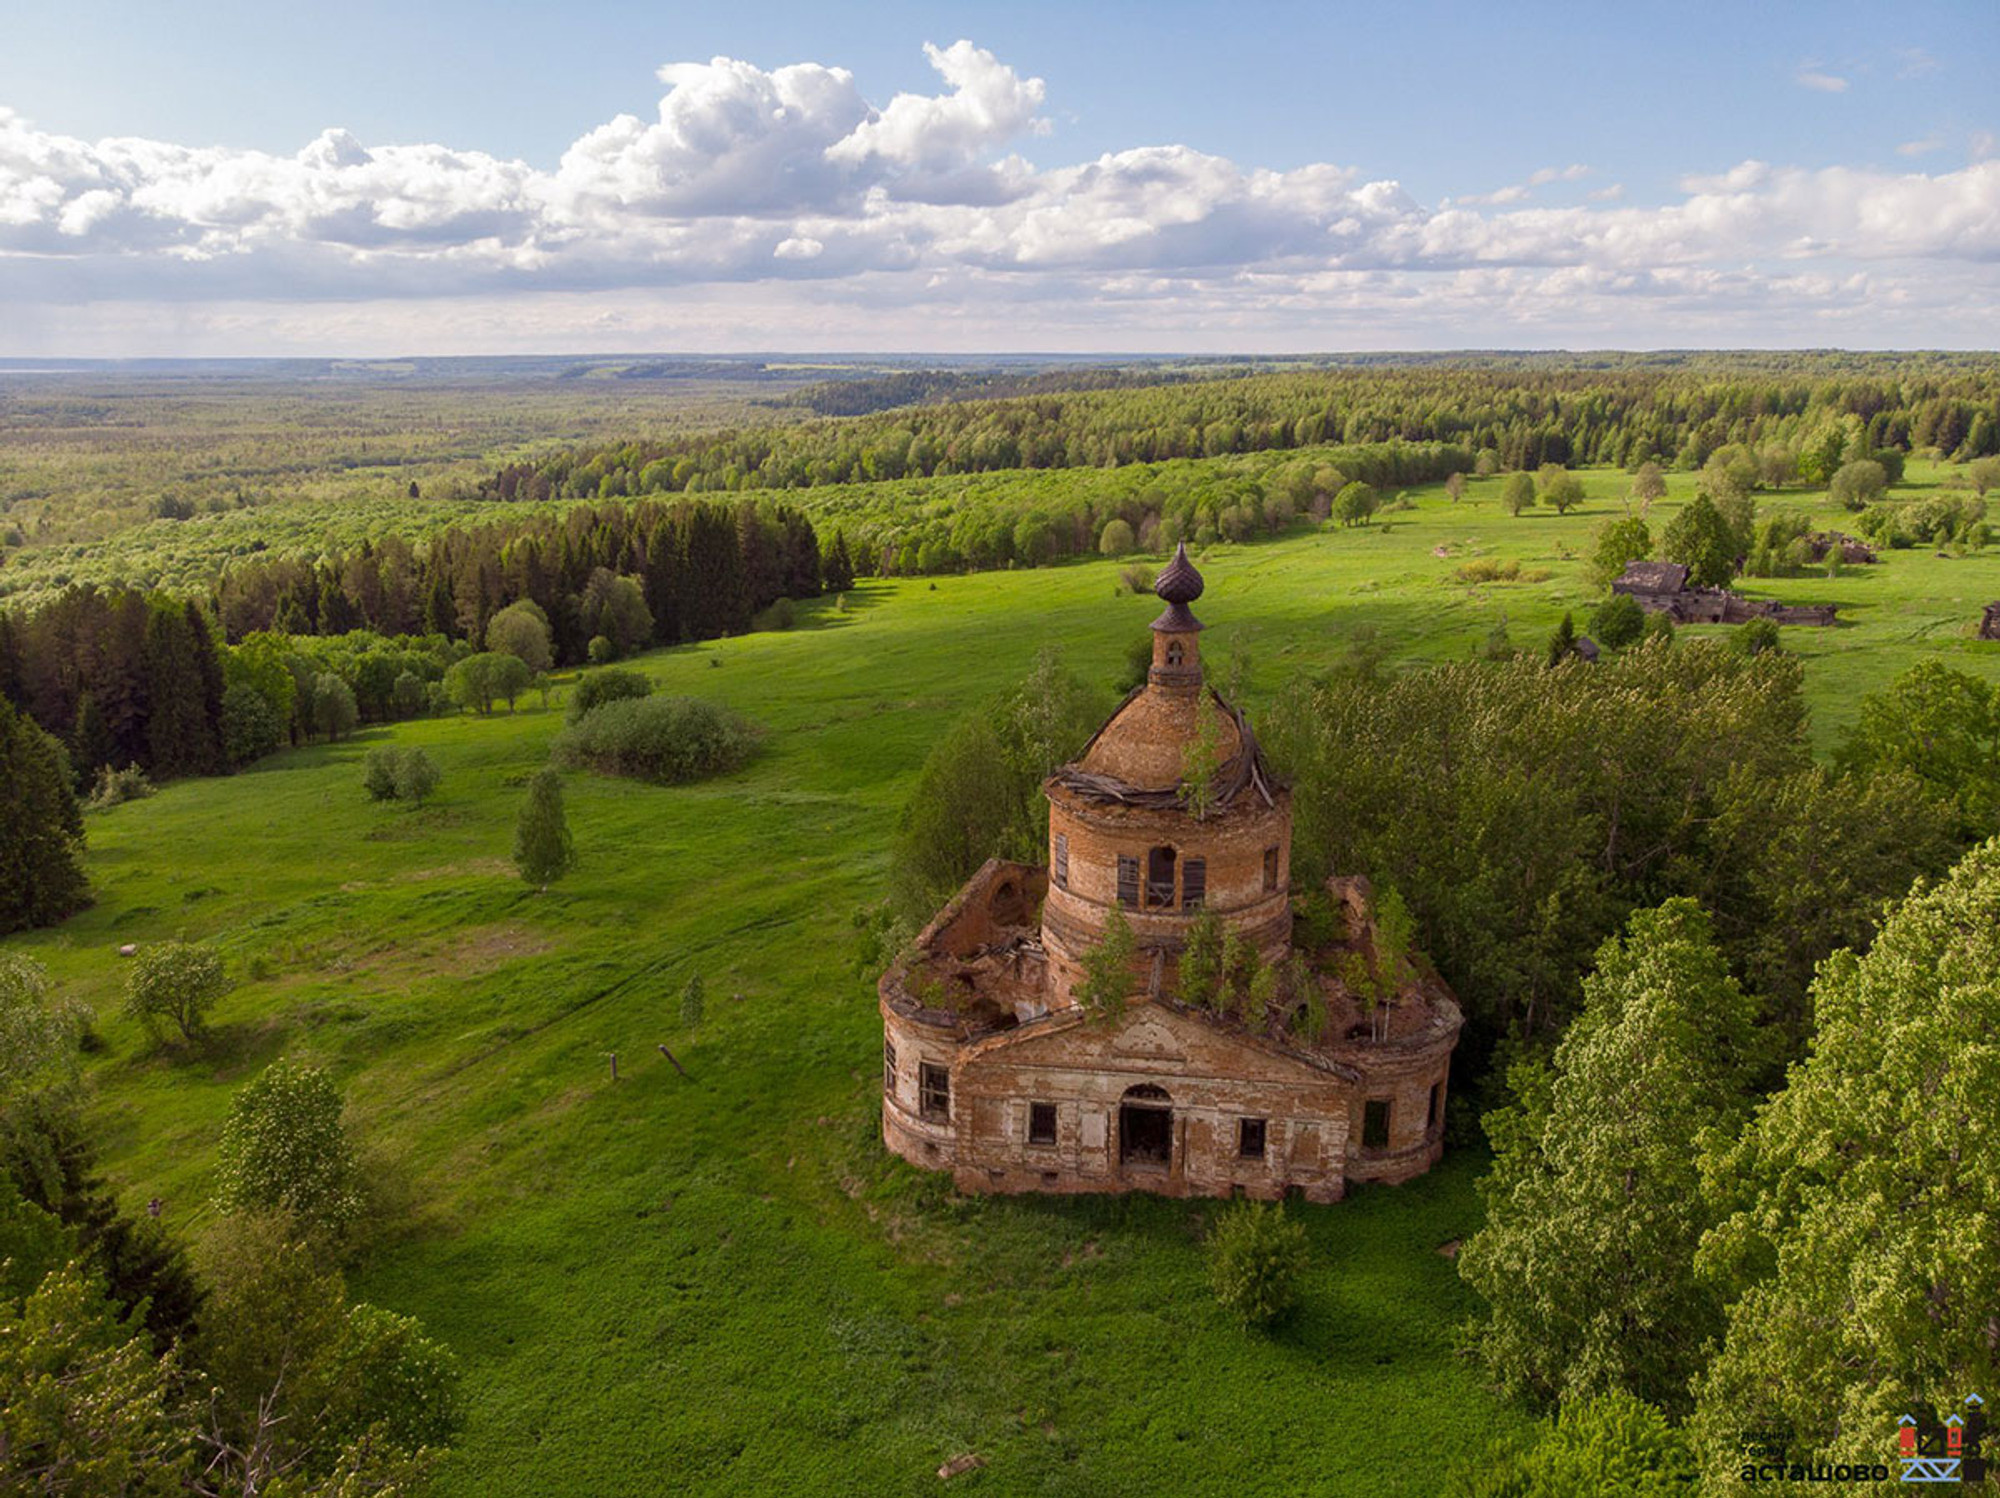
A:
[
  {"left": 1459, "top": 899, "right": 1760, "bottom": 1411},
  {"left": 1691, "top": 838, "right": 2000, "bottom": 1480},
  {"left": 514, "top": 769, "right": 575, "bottom": 892},
  {"left": 0, "top": 697, "right": 89, "bottom": 934},
  {"left": 0, "top": 1262, "right": 191, "bottom": 1494}
]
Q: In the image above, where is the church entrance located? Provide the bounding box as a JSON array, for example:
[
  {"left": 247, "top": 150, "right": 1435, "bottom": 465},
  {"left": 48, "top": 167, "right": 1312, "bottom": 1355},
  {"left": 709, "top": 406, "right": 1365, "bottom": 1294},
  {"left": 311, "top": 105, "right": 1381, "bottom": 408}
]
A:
[{"left": 1119, "top": 1084, "right": 1173, "bottom": 1169}]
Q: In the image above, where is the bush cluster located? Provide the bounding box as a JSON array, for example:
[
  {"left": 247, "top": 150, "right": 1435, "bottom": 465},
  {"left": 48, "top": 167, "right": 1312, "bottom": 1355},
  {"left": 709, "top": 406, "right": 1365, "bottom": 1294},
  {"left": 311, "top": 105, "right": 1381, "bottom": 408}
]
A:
[
  {"left": 1206, "top": 1199, "right": 1309, "bottom": 1327},
  {"left": 87, "top": 764, "right": 155, "bottom": 810},
  {"left": 361, "top": 746, "right": 442, "bottom": 806},
  {"left": 552, "top": 696, "right": 758, "bottom": 784},
  {"left": 565, "top": 668, "right": 652, "bottom": 723}
]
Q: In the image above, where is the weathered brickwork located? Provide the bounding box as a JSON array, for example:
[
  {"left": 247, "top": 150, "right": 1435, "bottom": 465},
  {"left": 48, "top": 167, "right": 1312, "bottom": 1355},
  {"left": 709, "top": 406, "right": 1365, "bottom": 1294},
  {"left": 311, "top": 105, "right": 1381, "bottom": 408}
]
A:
[{"left": 881, "top": 545, "right": 1461, "bottom": 1202}]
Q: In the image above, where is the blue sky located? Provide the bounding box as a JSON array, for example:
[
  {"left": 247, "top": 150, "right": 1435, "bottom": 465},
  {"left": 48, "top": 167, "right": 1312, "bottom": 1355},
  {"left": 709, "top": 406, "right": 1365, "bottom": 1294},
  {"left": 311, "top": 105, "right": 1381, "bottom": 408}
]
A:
[{"left": 1, "top": 1, "right": 1995, "bottom": 354}]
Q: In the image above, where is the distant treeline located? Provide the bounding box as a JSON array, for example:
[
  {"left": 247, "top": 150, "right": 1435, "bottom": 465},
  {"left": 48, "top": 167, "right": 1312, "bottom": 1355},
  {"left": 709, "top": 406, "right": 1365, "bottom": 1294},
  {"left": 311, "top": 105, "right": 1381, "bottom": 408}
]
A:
[
  {"left": 473, "top": 357, "right": 2000, "bottom": 503},
  {"left": 0, "top": 495, "right": 833, "bottom": 787}
]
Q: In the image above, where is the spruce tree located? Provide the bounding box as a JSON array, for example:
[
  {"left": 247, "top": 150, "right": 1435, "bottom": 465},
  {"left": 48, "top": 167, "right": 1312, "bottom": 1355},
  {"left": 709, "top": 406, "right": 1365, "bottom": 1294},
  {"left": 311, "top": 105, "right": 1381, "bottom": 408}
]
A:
[
  {"left": 823, "top": 530, "right": 855, "bottom": 592},
  {"left": 141, "top": 601, "right": 218, "bottom": 778},
  {"left": 0, "top": 698, "right": 89, "bottom": 933},
  {"left": 513, "top": 769, "right": 575, "bottom": 891}
]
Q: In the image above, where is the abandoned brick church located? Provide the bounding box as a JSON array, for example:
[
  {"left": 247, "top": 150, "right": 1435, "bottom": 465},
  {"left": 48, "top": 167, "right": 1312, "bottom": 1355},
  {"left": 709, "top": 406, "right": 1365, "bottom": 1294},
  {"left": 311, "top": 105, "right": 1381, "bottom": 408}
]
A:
[{"left": 880, "top": 546, "right": 1462, "bottom": 1202}]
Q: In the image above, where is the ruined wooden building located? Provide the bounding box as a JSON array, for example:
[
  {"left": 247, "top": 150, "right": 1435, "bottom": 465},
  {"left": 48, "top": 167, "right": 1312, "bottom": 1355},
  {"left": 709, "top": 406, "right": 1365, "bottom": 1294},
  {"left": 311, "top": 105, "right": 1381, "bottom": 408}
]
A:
[
  {"left": 880, "top": 546, "right": 1462, "bottom": 1203},
  {"left": 1611, "top": 560, "right": 1839, "bottom": 627}
]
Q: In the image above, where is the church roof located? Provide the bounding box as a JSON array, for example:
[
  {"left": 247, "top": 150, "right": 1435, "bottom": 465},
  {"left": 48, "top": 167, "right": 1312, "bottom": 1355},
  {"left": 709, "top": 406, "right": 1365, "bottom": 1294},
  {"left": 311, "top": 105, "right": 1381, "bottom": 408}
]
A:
[
  {"left": 1151, "top": 542, "right": 1205, "bottom": 632},
  {"left": 1054, "top": 685, "right": 1281, "bottom": 808}
]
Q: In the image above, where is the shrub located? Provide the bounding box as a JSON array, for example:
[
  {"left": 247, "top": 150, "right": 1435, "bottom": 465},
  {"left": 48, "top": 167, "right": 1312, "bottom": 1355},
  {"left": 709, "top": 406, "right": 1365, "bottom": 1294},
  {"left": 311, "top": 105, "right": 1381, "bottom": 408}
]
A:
[
  {"left": 1735, "top": 618, "right": 1782, "bottom": 657},
  {"left": 1206, "top": 1199, "right": 1309, "bottom": 1327},
  {"left": 680, "top": 973, "right": 704, "bottom": 1027},
  {"left": 88, "top": 764, "right": 154, "bottom": 811},
  {"left": 1589, "top": 593, "right": 1646, "bottom": 651},
  {"left": 567, "top": 668, "right": 652, "bottom": 723},
  {"left": 587, "top": 634, "right": 616, "bottom": 665},
  {"left": 393, "top": 748, "right": 441, "bottom": 807},
  {"left": 552, "top": 696, "right": 758, "bottom": 784},
  {"left": 363, "top": 747, "right": 400, "bottom": 802},
  {"left": 125, "top": 940, "right": 227, "bottom": 1042},
  {"left": 1118, "top": 563, "right": 1156, "bottom": 594}
]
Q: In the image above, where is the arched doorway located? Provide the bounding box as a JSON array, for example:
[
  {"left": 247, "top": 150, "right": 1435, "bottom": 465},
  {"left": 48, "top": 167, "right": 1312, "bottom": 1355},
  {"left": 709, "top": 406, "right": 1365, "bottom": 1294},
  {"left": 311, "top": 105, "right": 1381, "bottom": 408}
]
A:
[{"left": 1119, "top": 1083, "right": 1172, "bottom": 1169}]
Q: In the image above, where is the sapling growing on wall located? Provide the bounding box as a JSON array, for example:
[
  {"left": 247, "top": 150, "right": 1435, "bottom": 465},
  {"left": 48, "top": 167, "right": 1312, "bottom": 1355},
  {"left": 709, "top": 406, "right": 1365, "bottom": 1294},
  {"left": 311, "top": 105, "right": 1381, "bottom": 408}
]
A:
[{"left": 1075, "top": 906, "right": 1135, "bottom": 1026}]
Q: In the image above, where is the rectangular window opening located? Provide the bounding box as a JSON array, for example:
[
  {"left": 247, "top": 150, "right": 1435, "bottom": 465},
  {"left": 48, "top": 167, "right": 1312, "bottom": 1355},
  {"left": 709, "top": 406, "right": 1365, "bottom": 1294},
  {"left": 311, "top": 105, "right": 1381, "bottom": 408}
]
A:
[
  {"left": 1028, "top": 1101, "right": 1057, "bottom": 1145},
  {"left": 1182, "top": 857, "right": 1206, "bottom": 910},
  {"left": 1116, "top": 854, "right": 1140, "bottom": 909},
  {"left": 1053, "top": 833, "right": 1069, "bottom": 890},
  {"left": 920, "top": 1063, "right": 951, "bottom": 1124},
  {"left": 1362, "top": 1098, "right": 1391, "bottom": 1150},
  {"left": 1263, "top": 846, "right": 1281, "bottom": 893},
  {"left": 1427, "top": 1082, "right": 1443, "bottom": 1132},
  {"left": 1146, "top": 846, "right": 1176, "bottom": 908},
  {"left": 1238, "top": 1117, "right": 1267, "bottom": 1159},
  {"left": 883, "top": 1041, "right": 897, "bottom": 1098}
]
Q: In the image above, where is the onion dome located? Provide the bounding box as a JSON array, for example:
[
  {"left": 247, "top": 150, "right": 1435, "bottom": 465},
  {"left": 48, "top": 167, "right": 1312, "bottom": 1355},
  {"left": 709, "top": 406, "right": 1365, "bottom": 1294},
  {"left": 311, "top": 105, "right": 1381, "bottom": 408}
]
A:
[{"left": 1152, "top": 542, "right": 1205, "bottom": 632}]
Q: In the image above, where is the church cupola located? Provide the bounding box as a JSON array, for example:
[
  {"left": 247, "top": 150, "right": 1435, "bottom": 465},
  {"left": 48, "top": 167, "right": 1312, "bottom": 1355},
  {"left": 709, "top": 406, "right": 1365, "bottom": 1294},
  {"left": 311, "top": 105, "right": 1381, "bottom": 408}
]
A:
[{"left": 1149, "top": 542, "right": 1205, "bottom": 692}]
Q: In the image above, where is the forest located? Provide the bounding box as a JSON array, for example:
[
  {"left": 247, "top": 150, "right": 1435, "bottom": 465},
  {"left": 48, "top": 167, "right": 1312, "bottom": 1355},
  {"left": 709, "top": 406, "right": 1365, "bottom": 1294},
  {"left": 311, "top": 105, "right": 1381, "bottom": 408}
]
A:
[{"left": 3, "top": 355, "right": 1999, "bottom": 1492}]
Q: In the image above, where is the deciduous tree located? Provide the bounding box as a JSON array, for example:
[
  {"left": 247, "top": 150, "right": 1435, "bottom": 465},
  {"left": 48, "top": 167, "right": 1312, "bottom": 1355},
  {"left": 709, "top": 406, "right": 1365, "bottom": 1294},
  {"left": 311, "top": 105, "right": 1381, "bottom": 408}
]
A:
[
  {"left": 1692, "top": 840, "right": 2000, "bottom": 1480},
  {"left": 213, "top": 1060, "right": 361, "bottom": 1238},
  {"left": 1459, "top": 900, "right": 1759, "bottom": 1410},
  {"left": 123, "top": 941, "right": 226, "bottom": 1043}
]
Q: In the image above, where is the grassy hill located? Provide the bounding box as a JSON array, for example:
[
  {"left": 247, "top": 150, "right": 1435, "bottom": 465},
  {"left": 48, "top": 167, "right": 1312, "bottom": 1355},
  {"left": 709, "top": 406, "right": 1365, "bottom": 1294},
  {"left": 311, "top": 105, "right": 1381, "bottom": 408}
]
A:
[{"left": 12, "top": 469, "right": 1999, "bottom": 1494}]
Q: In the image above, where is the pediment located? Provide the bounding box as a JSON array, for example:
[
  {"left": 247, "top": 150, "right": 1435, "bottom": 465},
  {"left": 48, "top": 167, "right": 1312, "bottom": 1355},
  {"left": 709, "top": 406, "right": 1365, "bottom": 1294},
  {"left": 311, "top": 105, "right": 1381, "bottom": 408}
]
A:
[{"left": 1109, "top": 1016, "right": 1187, "bottom": 1061}]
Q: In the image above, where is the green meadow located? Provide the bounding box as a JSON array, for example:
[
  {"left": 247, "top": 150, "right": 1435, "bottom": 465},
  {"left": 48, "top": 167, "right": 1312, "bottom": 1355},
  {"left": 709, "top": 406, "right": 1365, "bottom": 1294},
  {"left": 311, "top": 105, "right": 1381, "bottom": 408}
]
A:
[{"left": 13, "top": 467, "right": 2000, "bottom": 1494}]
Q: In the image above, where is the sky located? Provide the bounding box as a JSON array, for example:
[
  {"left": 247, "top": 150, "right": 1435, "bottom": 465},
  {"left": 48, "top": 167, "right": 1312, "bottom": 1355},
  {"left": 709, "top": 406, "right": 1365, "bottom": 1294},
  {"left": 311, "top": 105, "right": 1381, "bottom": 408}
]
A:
[{"left": 1, "top": 0, "right": 1996, "bottom": 356}]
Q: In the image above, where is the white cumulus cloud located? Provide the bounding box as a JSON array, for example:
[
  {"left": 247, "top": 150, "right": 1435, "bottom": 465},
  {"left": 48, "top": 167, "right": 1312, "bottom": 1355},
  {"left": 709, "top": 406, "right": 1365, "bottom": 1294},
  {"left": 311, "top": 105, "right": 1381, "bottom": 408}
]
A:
[{"left": 1, "top": 45, "right": 1998, "bottom": 351}]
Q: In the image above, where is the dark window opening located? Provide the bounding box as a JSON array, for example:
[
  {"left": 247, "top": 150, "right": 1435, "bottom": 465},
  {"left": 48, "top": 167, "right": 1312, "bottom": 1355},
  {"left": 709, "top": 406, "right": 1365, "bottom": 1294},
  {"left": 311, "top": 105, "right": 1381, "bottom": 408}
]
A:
[
  {"left": 1427, "top": 1082, "right": 1442, "bottom": 1132},
  {"left": 1041, "top": 1171, "right": 1060, "bottom": 1187},
  {"left": 1116, "top": 855, "right": 1140, "bottom": 908},
  {"left": 883, "top": 1041, "right": 896, "bottom": 1097},
  {"left": 1053, "top": 833, "right": 1069, "bottom": 889},
  {"left": 1166, "top": 640, "right": 1185, "bottom": 667},
  {"left": 1362, "top": 1098, "right": 1391, "bottom": 1150},
  {"left": 1182, "top": 857, "right": 1206, "bottom": 909},
  {"left": 1028, "top": 1101, "right": 1057, "bottom": 1145},
  {"left": 920, "top": 1063, "right": 950, "bottom": 1123},
  {"left": 1238, "top": 1117, "right": 1267, "bottom": 1159},
  {"left": 1263, "top": 846, "right": 1281, "bottom": 893},
  {"left": 1146, "top": 846, "right": 1176, "bottom": 908}
]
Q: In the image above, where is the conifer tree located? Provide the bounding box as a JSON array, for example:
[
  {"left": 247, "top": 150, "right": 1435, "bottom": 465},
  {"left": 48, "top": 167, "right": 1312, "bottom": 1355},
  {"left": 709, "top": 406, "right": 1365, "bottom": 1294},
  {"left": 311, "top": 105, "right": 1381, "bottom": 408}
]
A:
[
  {"left": 141, "top": 601, "right": 219, "bottom": 778},
  {"left": 0, "top": 698, "right": 89, "bottom": 933},
  {"left": 513, "top": 769, "right": 575, "bottom": 891}
]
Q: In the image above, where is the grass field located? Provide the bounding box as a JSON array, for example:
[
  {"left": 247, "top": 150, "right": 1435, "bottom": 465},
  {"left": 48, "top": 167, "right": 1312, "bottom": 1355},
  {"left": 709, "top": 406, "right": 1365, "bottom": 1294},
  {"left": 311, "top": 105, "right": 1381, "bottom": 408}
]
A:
[{"left": 11, "top": 469, "right": 2000, "bottom": 1494}]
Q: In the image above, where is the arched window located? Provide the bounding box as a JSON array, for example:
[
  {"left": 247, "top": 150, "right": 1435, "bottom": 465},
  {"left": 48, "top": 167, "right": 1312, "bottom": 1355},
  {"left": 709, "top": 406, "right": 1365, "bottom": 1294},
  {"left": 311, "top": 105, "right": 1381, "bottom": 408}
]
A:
[{"left": 1165, "top": 640, "right": 1185, "bottom": 667}]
